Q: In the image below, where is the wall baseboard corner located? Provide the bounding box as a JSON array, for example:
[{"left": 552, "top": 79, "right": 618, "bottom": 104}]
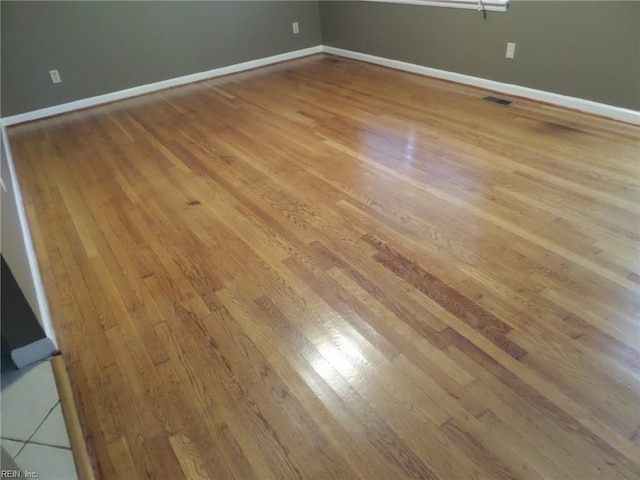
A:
[
  {"left": 321, "top": 46, "right": 640, "bottom": 125},
  {"left": 1, "top": 44, "right": 637, "bottom": 127}
]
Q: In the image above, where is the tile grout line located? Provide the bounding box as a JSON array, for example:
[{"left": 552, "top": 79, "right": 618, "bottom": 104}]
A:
[
  {"left": 13, "top": 399, "right": 62, "bottom": 458},
  {"left": 0, "top": 437, "right": 26, "bottom": 459},
  {"left": 2, "top": 364, "right": 61, "bottom": 459},
  {"left": 3, "top": 436, "right": 72, "bottom": 452}
]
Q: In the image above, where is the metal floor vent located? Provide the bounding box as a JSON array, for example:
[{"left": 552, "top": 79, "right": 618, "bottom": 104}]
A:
[{"left": 483, "top": 96, "right": 512, "bottom": 106}]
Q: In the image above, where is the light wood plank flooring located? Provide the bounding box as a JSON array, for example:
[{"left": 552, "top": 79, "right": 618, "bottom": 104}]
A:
[{"left": 8, "top": 54, "right": 640, "bottom": 479}]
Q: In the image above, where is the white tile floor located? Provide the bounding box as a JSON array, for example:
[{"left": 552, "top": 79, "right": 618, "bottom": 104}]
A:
[{"left": 1, "top": 359, "right": 78, "bottom": 480}]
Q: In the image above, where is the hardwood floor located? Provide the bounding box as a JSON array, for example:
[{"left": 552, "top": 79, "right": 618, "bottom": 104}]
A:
[{"left": 7, "top": 54, "right": 640, "bottom": 479}]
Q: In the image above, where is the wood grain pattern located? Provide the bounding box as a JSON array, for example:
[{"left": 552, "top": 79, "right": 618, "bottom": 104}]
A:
[
  {"left": 51, "top": 355, "right": 96, "bottom": 480},
  {"left": 8, "top": 54, "right": 640, "bottom": 479}
]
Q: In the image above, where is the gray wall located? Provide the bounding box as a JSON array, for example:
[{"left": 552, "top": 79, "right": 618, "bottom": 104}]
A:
[
  {"left": 320, "top": 1, "right": 640, "bottom": 110},
  {"left": 1, "top": 1, "right": 322, "bottom": 116},
  {"left": 2, "top": 1, "right": 638, "bottom": 115}
]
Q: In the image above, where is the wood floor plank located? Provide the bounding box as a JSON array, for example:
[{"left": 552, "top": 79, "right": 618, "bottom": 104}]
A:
[{"left": 8, "top": 54, "right": 640, "bottom": 479}]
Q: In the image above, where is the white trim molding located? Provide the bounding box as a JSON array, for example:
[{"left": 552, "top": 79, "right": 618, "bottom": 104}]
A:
[
  {"left": 1, "top": 44, "right": 638, "bottom": 127},
  {"left": 1, "top": 125, "right": 58, "bottom": 348},
  {"left": 364, "top": 0, "right": 509, "bottom": 13},
  {"left": 1, "top": 46, "right": 323, "bottom": 127},
  {"left": 322, "top": 46, "right": 640, "bottom": 125}
]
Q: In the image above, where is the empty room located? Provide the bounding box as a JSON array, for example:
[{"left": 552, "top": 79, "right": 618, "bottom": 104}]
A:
[{"left": 1, "top": 0, "right": 639, "bottom": 479}]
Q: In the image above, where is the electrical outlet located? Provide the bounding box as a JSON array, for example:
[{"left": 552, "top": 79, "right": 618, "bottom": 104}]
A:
[
  {"left": 505, "top": 43, "right": 516, "bottom": 59},
  {"left": 292, "top": 22, "right": 299, "bottom": 34},
  {"left": 49, "top": 69, "right": 62, "bottom": 83}
]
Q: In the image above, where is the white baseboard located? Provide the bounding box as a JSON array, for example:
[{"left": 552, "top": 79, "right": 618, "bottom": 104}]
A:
[
  {"left": 322, "top": 46, "right": 640, "bottom": 125},
  {"left": 1, "top": 125, "right": 58, "bottom": 348},
  {"left": 1, "top": 46, "right": 323, "bottom": 127},
  {"left": 1, "top": 43, "right": 637, "bottom": 126}
]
